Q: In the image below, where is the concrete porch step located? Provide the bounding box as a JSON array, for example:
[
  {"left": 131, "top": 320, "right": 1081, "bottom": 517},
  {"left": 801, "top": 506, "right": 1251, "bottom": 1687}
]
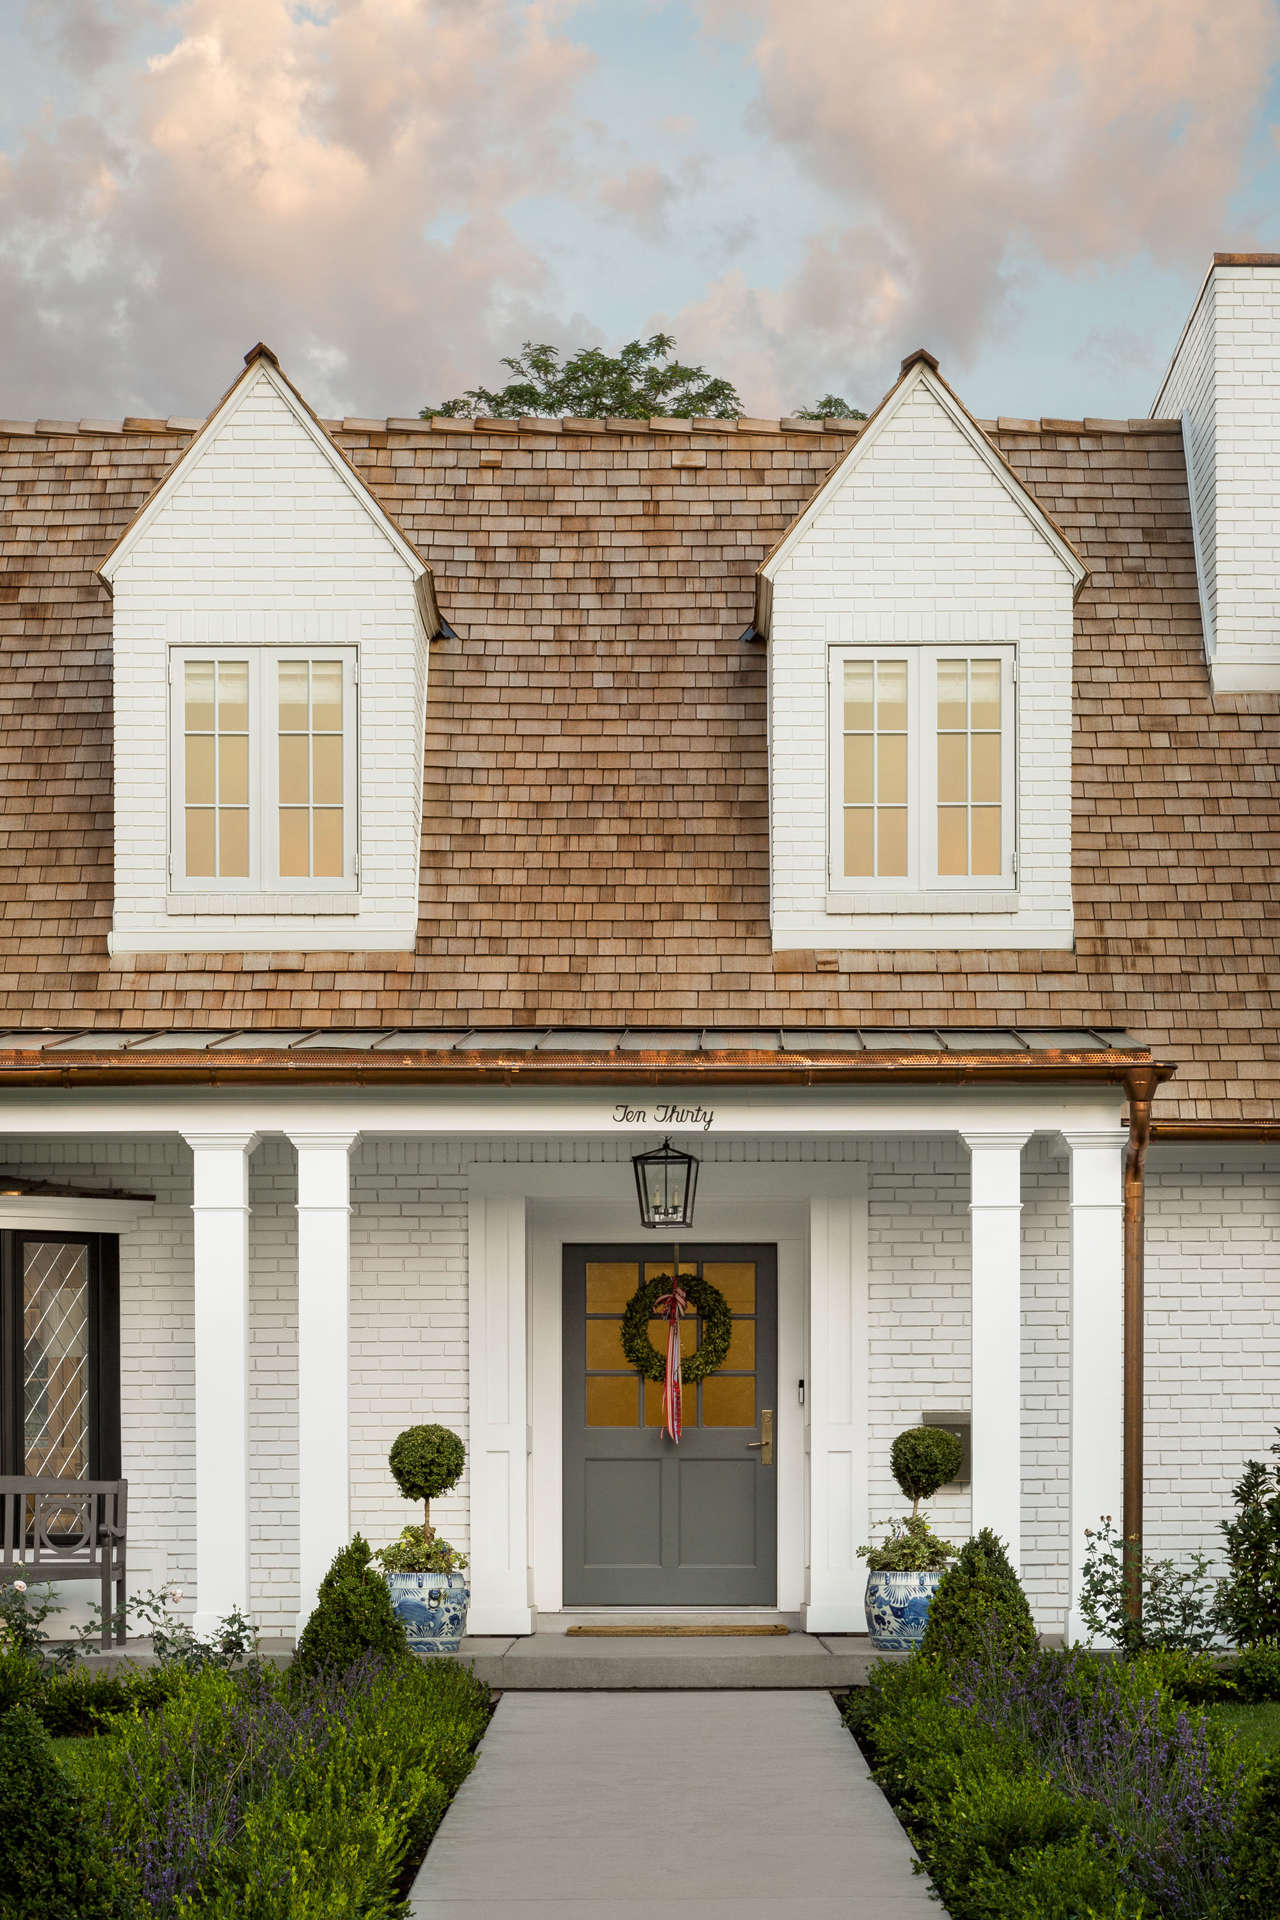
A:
[{"left": 455, "top": 1630, "right": 898, "bottom": 1689}]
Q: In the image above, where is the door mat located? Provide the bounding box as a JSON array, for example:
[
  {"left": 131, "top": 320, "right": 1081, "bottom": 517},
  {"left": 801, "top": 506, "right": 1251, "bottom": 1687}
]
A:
[{"left": 565, "top": 1624, "right": 791, "bottom": 1637}]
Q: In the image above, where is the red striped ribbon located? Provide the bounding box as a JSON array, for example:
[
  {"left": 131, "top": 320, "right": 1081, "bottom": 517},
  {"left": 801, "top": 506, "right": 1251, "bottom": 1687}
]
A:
[{"left": 654, "top": 1283, "right": 688, "bottom": 1443}]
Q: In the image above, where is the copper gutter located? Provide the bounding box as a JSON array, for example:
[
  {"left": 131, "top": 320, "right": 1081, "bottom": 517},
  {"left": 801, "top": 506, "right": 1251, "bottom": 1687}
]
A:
[
  {"left": 0, "top": 1046, "right": 1163, "bottom": 1090},
  {"left": 1122, "top": 1067, "right": 1166, "bottom": 1627},
  {"left": 1151, "top": 1122, "right": 1280, "bottom": 1143}
]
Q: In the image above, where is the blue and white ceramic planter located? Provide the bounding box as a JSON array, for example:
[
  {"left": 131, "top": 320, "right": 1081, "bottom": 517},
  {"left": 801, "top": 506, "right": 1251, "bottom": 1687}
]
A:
[
  {"left": 864, "top": 1569, "right": 946, "bottom": 1651},
  {"left": 385, "top": 1571, "right": 470, "bottom": 1655}
]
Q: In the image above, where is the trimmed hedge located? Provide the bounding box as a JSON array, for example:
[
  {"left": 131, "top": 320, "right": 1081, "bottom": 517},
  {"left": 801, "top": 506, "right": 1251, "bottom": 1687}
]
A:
[
  {"left": 0, "top": 1704, "right": 140, "bottom": 1919},
  {"left": 918, "top": 1527, "right": 1037, "bottom": 1668},
  {"left": 79, "top": 1655, "right": 491, "bottom": 1918},
  {"left": 294, "top": 1534, "right": 409, "bottom": 1679}
]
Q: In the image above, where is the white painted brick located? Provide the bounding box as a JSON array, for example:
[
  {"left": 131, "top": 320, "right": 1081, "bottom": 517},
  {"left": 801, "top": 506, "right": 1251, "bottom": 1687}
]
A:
[{"left": 1156, "top": 265, "right": 1280, "bottom": 688}]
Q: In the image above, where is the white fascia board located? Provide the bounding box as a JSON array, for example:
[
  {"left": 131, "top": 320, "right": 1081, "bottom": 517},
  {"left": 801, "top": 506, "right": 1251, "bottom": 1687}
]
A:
[
  {"left": 1150, "top": 261, "right": 1215, "bottom": 418},
  {"left": 0, "top": 1196, "right": 154, "bottom": 1231},
  {"left": 99, "top": 358, "right": 425, "bottom": 585},
  {"left": 759, "top": 361, "right": 1087, "bottom": 595}
]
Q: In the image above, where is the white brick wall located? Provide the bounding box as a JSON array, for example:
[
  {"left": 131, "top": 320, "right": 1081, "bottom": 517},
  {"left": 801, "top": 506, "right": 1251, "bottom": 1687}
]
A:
[
  {"left": 107, "top": 363, "right": 427, "bottom": 953},
  {"left": 767, "top": 376, "right": 1076, "bottom": 949},
  {"left": 5, "top": 1133, "right": 1270, "bottom": 1635},
  {"left": 1155, "top": 262, "right": 1280, "bottom": 691}
]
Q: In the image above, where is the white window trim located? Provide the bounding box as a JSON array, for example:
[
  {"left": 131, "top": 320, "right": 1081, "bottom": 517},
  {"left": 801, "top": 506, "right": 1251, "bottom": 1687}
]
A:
[
  {"left": 168, "top": 647, "right": 359, "bottom": 896},
  {"left": 826, "top": 643, "right": 1017, "bottom": 899}
]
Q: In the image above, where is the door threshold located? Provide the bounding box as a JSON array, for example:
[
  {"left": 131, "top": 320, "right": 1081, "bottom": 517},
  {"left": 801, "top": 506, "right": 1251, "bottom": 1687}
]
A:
[{"left": 536, "top": 1607, "right": 803, "bottom": 1635}]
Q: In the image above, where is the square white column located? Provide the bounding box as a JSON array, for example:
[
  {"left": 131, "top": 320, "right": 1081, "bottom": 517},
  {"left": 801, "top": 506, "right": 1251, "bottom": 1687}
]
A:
[
  {"left": 184, "top": 1130, "right": 258, "bottom": 1636},
  {"left": 288, "top": 1130, "right": 359, "bottom": 1635},
  {"left": 962, "top": 1131, "right": 1030, "bottom": 1570},
  {"left": 466, "top": 1188, "right": 533, "bottom": 1636},
  {"left": 1062, "top": 1129, "right": 1127, "bottom": 1643},
  {"left": 804, "top": 1176, "right": 870, "bottom": 1634}
]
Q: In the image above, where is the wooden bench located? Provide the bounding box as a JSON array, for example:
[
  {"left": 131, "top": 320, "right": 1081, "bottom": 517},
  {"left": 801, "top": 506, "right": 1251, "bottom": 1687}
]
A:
[{"left": 0, "top": 1477, "right": 127, "bottom": 1649}]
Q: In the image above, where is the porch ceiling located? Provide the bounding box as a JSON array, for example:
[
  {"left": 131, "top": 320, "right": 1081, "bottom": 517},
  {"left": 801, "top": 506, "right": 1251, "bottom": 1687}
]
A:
[{"left": 0, "top": 1025, "right": 1166, "bottom": 1088}]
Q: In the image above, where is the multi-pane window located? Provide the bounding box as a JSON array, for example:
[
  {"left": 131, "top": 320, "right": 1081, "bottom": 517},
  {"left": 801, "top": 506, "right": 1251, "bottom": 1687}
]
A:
[
  {"left": 171, "top": 651, "right": 356, "bottom": 889},
  {"left": 1, "top": 1233, "right": 119, "bottom": 1480},
  {"left": 831, "top": 646, "right": 1015, "bottom": 889},
  {"left": 183, "top": 660, "right": 250, "bottom": 879}
]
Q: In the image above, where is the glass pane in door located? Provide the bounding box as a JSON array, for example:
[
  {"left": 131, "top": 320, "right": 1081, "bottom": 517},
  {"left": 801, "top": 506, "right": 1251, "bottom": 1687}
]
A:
[
  {"left": 581, "top": 1254, "right": 761, "bottom": 1432},
  {"left": 22, "top": 1241, "right": 91, "bottom": 1479}
]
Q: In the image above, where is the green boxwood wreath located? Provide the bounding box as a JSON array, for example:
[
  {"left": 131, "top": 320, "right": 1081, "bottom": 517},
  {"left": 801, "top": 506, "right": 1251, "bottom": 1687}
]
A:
[{"left": 619, "top": 1274, "right": 733, "bottom": 1385}]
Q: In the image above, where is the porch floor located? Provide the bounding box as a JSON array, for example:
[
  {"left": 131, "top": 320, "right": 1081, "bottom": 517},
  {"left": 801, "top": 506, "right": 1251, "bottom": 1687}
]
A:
[
  {"left": 409, "top": 1690, "right": 941, "bottom": 1917},
  {"left": 457, "top": 1630, "right": 895, "bottom": 1690}
]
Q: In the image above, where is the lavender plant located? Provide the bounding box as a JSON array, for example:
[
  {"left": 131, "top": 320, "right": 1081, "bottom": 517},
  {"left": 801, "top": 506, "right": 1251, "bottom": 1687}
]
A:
[
  {"left": 950, "top": 1630, "right": 1244, "bottom": 1917},
  {"left": 83, "top": 1652, "right": 489, "bottom": 1917}
]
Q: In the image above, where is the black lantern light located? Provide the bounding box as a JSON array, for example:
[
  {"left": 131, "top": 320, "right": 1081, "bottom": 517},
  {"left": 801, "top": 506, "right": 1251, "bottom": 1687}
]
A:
[{"left": 632, "top": 1137, "right": 699, "bottom": 1229}]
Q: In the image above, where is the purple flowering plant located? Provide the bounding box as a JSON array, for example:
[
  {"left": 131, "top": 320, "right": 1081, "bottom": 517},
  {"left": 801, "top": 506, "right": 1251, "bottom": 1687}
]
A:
[{"left": 949, "top": 1624, "right": 1245, "bottom": 1918}]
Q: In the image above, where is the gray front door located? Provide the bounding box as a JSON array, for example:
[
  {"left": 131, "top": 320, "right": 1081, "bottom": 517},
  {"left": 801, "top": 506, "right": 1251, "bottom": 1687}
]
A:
[{"left": 562, "top": 1245, "right": 777, "bottom": 1605}]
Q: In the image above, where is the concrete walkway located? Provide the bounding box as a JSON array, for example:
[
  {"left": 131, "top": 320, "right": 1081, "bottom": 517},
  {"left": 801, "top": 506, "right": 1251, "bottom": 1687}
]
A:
[{"left": 410, "top": 1691, "right": 942, "bottom": 1918}]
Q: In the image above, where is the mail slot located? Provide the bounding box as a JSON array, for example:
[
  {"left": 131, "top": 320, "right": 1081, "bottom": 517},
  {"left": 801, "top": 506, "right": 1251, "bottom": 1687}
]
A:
[{"left": 922, "top": 1409, "right": 970, "bottom": 1484}]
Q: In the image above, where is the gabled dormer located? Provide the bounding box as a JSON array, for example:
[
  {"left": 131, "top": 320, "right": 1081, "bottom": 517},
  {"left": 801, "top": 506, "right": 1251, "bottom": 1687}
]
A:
[
  {"left": 100, "top": 345, "right": 446, "bottom": 956},
  {"left": 757, "top": 350, "right": 1086, "bottom": 953}
]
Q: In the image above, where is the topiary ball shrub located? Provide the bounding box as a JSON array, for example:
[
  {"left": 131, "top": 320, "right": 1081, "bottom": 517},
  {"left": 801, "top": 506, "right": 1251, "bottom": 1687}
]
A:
[
  {"left": 294, "top": 1534, "right": 409, "bottom": 1678},
  {"left": 890, "top": 1426, "right": 963, "bottom": 1516},
  {"left": 389, "top": 1424, "right": 465, "bottom": 1539},
  {"left": 919, "top": 1527, "right": 1038, "bottom": 1671},
  {"left": 0, "top": 1703, "right": 139, "bottom": 1918}
]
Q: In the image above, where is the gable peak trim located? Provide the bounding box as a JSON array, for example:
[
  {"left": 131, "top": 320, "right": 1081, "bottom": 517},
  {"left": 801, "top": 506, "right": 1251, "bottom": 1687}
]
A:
[
  {"left": 754, "top": 351, "right": 1089, "bottom": 630},
  {"left": 96, "top": 345, "right": 436, "bottom": 595}
]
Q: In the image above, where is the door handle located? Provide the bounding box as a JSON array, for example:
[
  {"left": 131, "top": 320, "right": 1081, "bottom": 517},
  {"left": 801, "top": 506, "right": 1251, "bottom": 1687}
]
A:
[{"left": 746, "top": 1409, "right": 773, "bottom": 1465}]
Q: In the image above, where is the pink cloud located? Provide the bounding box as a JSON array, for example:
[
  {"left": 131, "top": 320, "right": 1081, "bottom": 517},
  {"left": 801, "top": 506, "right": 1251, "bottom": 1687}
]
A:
[
  {"left": 0, "top": 0, "right": 594, "bottom": 416},
  {"left": 679, "top": 0, "right": 1280, "bottom": 403}
]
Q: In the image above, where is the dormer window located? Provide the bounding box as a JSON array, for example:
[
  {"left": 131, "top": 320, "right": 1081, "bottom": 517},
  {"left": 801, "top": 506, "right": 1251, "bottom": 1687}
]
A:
[
  {"left": 170, "top": 648, "right": 357, "bottom": 893},
  {"left": 829, "top": 645, "right": 1015, "bottom": 893}
]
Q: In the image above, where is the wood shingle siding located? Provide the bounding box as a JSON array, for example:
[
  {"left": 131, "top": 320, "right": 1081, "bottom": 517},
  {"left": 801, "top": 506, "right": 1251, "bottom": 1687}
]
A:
[{"left": 0, "top": 414, "right": 1276, "bottom": 1123}]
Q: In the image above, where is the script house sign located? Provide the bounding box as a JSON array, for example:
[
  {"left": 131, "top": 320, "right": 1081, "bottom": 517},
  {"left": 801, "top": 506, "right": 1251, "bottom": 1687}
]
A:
[{"left": 611, "top": 1102, "right": 717, "bottom": 1133}]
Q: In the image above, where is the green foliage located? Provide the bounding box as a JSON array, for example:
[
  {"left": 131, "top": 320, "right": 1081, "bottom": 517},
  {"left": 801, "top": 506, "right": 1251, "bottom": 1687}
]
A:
[
  {"left": 1218, "top": 1433, "right": 1280, "bottom": 1647},
  {"left": 1078, "top": 1515, "right": 1221, "bottom": 1653},
  {"left": 1126, "top": 1645, "right": 1231, "bottom": 1705},
  {"left": 962, "top": 1830, "right": 1152, "bottom": 1919},
  {"left": 374, "top": 1526, "right": 469, "bottom": 1576},
  {"left": 858, "top": 1512, "right": 958, "bottom": 1572},
  {"left": 294, "top": 1535, "right": 409, "bottom": 1679},
  {"left": 1229, "top": 1757, "right": 1280, "bottom": 1916},
  {"left": 793, "top": 393, "right": 868, "bottom": 421},
  {"left": 619, "top": 1273, "right": 732, "bottom": 1386},
  {"left": 0, "top": 1704, "right": 140, "bottom": 1918},
  {"left": 928, "top": 1766, "right": 1092, "bottom": 1908},
  {"left": 82, "top": 1657, "right": 490, "bottom": 1919},
  {"left": 1224, "top": 1643, "right": 1280, "bottom": 1702},
  {"left": 389, "top": 1426, "right": 466, "bottom": 1507},
  {"left": 0, "top": 1577, "right": 67, "bottom": 1661},
  {"left": 890, "top": 1426, "right": 963, "bottom": 1513},
  {"left": 919, "top": 1528, "right": 1037, "bottom": 1670},
  {"left": 422, "top": 335, "right": 743, "bottom": 421}
]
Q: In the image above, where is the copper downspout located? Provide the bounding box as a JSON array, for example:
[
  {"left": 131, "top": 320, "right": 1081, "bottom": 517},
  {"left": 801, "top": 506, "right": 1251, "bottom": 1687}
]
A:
[{"left": 1122, "top": 1068, "right": 1161, "bottom": 1626}]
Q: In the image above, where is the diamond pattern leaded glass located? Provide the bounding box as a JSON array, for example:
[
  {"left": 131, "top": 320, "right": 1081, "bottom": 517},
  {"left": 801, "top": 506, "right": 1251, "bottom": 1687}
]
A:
[{"left": 22, "top": 1241, "right": 90, "bottom": 1479}]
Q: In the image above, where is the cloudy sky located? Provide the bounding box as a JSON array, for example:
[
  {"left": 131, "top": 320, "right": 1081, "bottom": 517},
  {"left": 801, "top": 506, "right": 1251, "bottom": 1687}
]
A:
[{"left": 3, "top": 0, "right": 1280, "bottom": 422}]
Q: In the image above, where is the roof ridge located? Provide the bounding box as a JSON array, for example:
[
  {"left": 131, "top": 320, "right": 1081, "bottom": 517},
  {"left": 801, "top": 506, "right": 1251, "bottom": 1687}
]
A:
[{"left": 0, "top": 413, "right": 1186, "bottom": 440}]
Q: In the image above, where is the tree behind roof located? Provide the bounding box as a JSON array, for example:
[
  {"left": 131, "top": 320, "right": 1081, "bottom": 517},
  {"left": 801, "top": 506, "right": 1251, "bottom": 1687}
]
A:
[{"left": 421, "top": 335, "right": 742, "bottom": 420}]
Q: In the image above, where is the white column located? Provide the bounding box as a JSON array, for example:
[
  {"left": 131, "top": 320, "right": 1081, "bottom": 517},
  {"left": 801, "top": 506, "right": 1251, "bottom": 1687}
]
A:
[
  {"left": 1063, "top": 1130, "right": 1127, "bottom": 1643},
  {"left": 466, "top": 1188, "right": 533, "bottom": 1635},
  {"left": 804, "top": 1174, "right": 870, "bottom": 1634},
  {"left": 184, "top": 1131, "right": 258, "bottom": 1637},
  {"left": 962, "top": 1131, "right": 1030, "bottom": 1571},
  {"left": 289, "top": 1131, "right": 359, "bottom": 1636}
]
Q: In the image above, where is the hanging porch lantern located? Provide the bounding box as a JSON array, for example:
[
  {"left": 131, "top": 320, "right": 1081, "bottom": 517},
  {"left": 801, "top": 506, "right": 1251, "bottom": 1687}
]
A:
[{"left": 632, "top": 1137, "right": 699, "bottom": 1229}]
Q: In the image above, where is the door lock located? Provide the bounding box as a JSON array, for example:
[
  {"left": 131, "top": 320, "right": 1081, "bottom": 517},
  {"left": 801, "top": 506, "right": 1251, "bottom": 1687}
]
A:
[{"left": 746, "top": 1408, "right": 773, "bottom": 1466}]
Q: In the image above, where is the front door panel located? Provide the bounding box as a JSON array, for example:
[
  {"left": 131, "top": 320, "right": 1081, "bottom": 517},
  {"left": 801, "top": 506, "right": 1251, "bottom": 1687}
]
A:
[{"left": 563, "top": 1244, "right": 778, "bottom": 1605}]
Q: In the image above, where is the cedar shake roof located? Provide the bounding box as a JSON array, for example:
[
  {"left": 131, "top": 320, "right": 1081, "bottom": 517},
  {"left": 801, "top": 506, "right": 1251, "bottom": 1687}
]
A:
[{"left": 1, "top": 406, "right": 1277, "bottom": 1124}]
